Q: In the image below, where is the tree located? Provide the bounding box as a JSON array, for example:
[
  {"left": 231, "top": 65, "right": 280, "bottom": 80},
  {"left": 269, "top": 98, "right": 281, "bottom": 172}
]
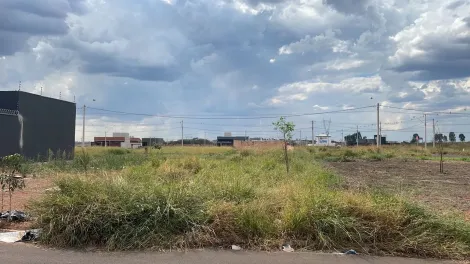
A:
[
  {"left": 0, "top": 154, "right": 26, "bottom": 221},
  {"left": 443, "top": 135, "right": 448, "bottom": 142},
  {"left": 449, "top": 132, "right": 456, "bottom": 142},
  {"left": 459, "top": 133, "right": 465, "bottom": 142},
  {"left": 435, "top": 133, "right": 444, "bottom": 142},
  {"left": 273, "top": 117, "right": 295, "bottom": 173},
  {"left": 344, "top": 132, "right": 362, "bottom": 146},
  {"left": 410, "top": 133, "right": 420, "bottom": 143}
]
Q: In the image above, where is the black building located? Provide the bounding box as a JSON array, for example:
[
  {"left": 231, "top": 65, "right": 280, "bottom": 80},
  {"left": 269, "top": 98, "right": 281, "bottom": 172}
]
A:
[
  {"left": 141, "top": 137, "right": 164, "bottom": 146},
  {"left": 0, "top": 91, "right": 76, "bottom": 160},
  {"left": 216, "top": 136, "right": 249, "bottom": 146},
  {"left": 374, "top": 135, "right": 387, "bottom": 145}
]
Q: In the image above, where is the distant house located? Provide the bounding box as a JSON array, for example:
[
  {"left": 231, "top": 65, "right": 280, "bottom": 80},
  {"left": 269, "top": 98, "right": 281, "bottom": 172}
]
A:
[
  {"left": 94, "top": 132, "right": 142, "bottom": 148},
  {"left": 315, "top": 134, "right": 333, "bottom": 146},
  {"left": 216, "top": 136, "right": 249, "bottom": 146}
]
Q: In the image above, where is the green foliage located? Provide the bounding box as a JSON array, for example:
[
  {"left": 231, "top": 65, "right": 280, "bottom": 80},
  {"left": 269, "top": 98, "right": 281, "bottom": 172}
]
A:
[
  {"left": 410, "top": 133, "right": 420, "bottom": 143},
  {"left": 344, "top": 132, "right": 362, "bottom": 145},
  {"left": 0, "top": 154, "right": 26, "bottom": 219},
  {"left": 107, "top": 148, "right": 131, "bottom": 155},
  {"left": 273, "top": 117, "right": 295, "bottom": 173},
  {"left": 459, "top": 133, "right": 465, "bottom": 142},
  {"left": 272, "top": 117, "right": 295, "bottom": 141},
  {"left": 449, "top": 132, "right": 456, "bottom": 142},
  {"left": 75, "top": 150, "right": 91, "bottom": 173}
]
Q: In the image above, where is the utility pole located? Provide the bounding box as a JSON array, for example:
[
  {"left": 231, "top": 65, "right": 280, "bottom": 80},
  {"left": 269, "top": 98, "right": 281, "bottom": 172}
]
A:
[
  {"left": 356, "top": 125, "right": 359, "bottom": 147},
  {"left": 82, "top": 105, "right": 86, "bottom": 148},
  {"left": 311, "top": 121, "right": 315, "bottom": 145},
  {"left": 300, "top": 130, "right": 302, "bottom": 146},
  {"left": 341, "top": 129, "right": 344, "bottom": 146},
  {"left": 424, "top": 114, "right": 427, "bottom": 149},
  {"left": 40, "top": 86, "right": 43, "bottom": 95},
  {"left": 379, "top": 122, "right": 382, "bottom": 146},
  {"left": 18, "top": 81, "right": 21, "bottom": 91},
  {"left": 376, "top": 103, "right": 380, "bottom": 149},
  {"left": 433, "top": 118, "right": 436, "bottom": 148},
  {"left": 181, "top": 120, "right": 184, "bottom": 147}
]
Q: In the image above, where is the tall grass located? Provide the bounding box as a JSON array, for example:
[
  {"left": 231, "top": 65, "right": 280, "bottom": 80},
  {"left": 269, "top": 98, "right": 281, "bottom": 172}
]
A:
[{"left": 31, "top": 148, "right": 470, "bottom": 259}]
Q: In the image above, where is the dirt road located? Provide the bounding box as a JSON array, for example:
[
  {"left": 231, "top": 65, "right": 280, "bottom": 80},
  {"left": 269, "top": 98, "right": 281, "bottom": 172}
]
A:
[{"left": 0, "top": 243, "right": 454, "bottom": 264}]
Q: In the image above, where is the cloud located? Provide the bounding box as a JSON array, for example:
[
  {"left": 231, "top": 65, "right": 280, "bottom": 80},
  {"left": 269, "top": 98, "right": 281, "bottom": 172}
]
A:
[
  {"left": 269, "top": 76, "right": 384, "bottom": 105},
  {"left": 322, "top": 0, "right": 371, "bottom": 15},
  {"left": 388, "top": 3, "right": 470, "bottom": 81},
  {"left": 0, "top": 0, "right": 86, "bottom": 56},
  {"left": 3, "top": 0, "right": 470, "bottom": 142},
  {"left": 279, "top": 30, "right": 350, "bottom": 55}
]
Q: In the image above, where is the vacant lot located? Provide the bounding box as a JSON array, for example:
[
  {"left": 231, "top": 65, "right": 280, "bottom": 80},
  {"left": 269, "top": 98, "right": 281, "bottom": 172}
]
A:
[
  {"left": 2, "top": 147, "right": 470, "bottom": 260},
  {"left": 327, "top": 160, "right": 470, "bottom": 214}
]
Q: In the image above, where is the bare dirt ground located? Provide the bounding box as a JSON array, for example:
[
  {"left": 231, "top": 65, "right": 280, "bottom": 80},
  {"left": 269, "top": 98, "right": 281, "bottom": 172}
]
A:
[
  {"left": 0, "top": 177, "right": 52, "bottom": 230},
  {"left": 327, "top": 160, "right": 470, "bottom": 217}
]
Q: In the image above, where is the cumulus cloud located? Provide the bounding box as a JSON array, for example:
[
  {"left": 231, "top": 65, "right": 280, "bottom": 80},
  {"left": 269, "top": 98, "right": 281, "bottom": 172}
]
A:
[
  {"left": 388, "top": 3, "right": 470, "bottom": 80},
  {"left": 2, "top": 0, "right": 470, "bottom": 142},
  {"left": 0, "top": 0, "right": 86, "bottom": 55}
]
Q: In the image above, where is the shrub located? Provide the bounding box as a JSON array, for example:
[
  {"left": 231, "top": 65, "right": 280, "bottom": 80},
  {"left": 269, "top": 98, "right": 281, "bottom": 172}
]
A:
[{"left": 31, "top": 150, "right": 470, "bottom": 259}]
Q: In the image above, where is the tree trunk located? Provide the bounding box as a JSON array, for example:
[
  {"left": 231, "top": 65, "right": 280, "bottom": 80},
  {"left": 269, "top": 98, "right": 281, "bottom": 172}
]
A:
[
  {"left": 284, "top": 134, "right": 289, "bottom": 173},
  {"left": 8, "top": 183, "right": 12, "bottom": 222}
]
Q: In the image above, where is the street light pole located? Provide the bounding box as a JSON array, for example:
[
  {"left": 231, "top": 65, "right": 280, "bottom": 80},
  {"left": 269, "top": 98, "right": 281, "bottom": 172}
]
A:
[{"left": 82, "top": 105, "right": 86, "bottom": 148}]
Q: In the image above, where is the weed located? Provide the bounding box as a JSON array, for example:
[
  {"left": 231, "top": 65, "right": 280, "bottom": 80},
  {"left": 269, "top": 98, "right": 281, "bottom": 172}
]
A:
[{"left": 30, "top": 148, "right": 470, "bottom": 259}]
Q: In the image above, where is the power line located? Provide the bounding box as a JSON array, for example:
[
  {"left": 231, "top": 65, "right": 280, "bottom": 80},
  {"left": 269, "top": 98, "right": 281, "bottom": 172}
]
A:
[{"left": 85, "top": 105, "right": 376, "bottom": 120}]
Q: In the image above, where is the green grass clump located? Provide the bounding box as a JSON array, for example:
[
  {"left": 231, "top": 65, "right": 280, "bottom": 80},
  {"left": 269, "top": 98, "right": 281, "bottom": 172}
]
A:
[{"left": 31, "top": 148, "right": 470, "bottom": 259}]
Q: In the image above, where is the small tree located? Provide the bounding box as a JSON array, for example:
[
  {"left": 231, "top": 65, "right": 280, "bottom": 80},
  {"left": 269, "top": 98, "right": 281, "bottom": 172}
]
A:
[
  {"left": 459, "top": 133, "right": 465, "bottom": 142},
  {"left": 449, "top": 132, "right": 456, "bottom": 142},
  {"left": 410, "top": 133, "right": 420, "bottom": 143},
  {"left": 273, "top": 117, "right": 295, "bottom": 173},
  {"left": 443, "top": 135, "right": 448, "bottom": 142},
  {"left": 0, "top": 154, "right": 26, "bottom": 221}
]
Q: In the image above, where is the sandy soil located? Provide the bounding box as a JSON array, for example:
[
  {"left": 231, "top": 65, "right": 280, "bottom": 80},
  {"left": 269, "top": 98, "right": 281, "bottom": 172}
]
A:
[
  {"left": 0, "top": 177, "right": 53, "bottom": 230},
  {"left": 327, "top": 160, "right": 470, "bottom": 215}
]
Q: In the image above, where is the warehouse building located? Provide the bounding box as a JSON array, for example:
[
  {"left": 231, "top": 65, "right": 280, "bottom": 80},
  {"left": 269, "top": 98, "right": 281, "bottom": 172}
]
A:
[{"left": 0, "top": 91, "right": 76, "bottom": 160}]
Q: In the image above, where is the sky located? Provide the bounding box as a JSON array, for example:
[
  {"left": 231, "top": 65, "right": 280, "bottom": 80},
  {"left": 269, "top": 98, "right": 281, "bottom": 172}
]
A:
[{"left": 1, "top": 0, "right": 470, "bottom": 142}]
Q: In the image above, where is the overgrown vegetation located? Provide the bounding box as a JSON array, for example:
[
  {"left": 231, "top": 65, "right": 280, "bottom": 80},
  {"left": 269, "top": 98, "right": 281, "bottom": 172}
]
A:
[{"left": 31, "top": 147, "right": 470, "bottom": 259}]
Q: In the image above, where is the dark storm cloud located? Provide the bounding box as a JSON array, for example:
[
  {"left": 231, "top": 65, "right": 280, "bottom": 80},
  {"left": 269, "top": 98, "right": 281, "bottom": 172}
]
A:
[
  {"left": 447, "top": 0, "right": 467, "bottom": 9},
  {"left": 0, "top": 0, "right": 86, "bottom": 56},
  {"left": 322, "top": 0, "right": 370, "bottom": 15},
  {"left": 79, "top": 55, "right": 182, "bottom": 82},
  {"left": 388, "top": 89, "right": 426, "bottom": 103},
  {"left": 392, "top": 34, "right": 470, "bottom": 81}
]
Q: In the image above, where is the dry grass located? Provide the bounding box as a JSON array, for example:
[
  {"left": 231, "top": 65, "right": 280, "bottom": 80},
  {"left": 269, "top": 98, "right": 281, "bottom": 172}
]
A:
[{"left": 29, "top": 148, "right": 470, "bottom": 259}]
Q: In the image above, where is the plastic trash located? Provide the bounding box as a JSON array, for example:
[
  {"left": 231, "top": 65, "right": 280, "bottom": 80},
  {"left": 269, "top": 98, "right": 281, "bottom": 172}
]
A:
[
  {"left": 282, "top": 244, "right": 294, "bottom": 252},
  {"left": 21, "top": 229, "right": 41, "bottom": 242},
  {"left": 0, "top": 210, "right": 27, "bottom": 221},
  {"left": 231, "top": 245, "right": 242, "bottom": 251},
  {"left": 344, "top": 249, "right": 357, "bottom": 255}
]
